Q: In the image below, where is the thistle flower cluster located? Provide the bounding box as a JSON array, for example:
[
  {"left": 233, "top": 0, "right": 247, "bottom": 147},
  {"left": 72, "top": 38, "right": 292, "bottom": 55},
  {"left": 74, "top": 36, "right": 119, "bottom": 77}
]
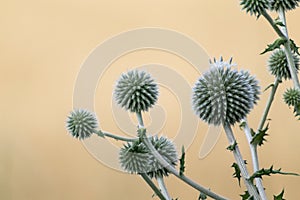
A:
[
  {"left": 66, "top": 109, "right": 98, "bottom": 140},
  {"left": 240, "top": 0, "right": 270, "bottom": 16},
  {"left": 270, "top": 0, "right": 300, "bottom": 11},
  {"left": 114, "top": 70, "right": 159, "bottom": 113},
  {"left": 119, "top": 136, "right": 178, "bottom": 178},
  {"left": 268, "top": 49, "right": 299, "bottom": 80},
  {"left": 192, "top": 58, "right": 260, "bottom": 126},
  {"left": 284, "top": 88, "right": 300, "bottom": 107}
]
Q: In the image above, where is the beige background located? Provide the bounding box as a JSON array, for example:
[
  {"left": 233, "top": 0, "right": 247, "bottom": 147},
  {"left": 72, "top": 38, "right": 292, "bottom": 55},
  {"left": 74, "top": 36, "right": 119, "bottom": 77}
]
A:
[{"left": 1, "top": 0, "right": 300, "bottom": 199}]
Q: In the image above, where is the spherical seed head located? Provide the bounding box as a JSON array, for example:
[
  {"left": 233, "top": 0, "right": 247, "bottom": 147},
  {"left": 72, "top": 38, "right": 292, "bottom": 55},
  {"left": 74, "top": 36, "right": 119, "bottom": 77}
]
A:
[
  {"left": 270, "top": 0, "right": 300, "bottom": 11},
  {"left": 119, "top": 141, "right": 152, "bottom": 174},
  {"left": 284, "top": 88, "right": 300, "bottom": 107},
  {"left": 268, "top": 49, "right": 299, "bottom": 80},
  {"left": 114, "top": 70, "right": 159, "bottom": 113},
  {"left": 119, "top": 136, "right": 177, "bottom": 178},
  {"left": 147, "top": 136, "right": 178, "bottom": 178},
  {"left": 192, "top": 58, "right": 260, "bottom": 126},
  {"left": 240, "top": 0, "right": 269, "bottom": 16},
  {"left": 66, "top": 109, "right": 98, "bottom": 140}
]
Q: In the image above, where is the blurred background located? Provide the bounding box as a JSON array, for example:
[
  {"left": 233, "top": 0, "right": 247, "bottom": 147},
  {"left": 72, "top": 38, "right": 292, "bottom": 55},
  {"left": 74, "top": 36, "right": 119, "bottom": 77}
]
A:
[{"left": 1, "top": 0, "right": 300, "bottom": 199}]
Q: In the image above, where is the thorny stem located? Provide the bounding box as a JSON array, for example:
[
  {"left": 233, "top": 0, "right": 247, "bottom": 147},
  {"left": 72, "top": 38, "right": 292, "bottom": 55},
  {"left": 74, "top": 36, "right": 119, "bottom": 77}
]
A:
[
  {"left": 262, "top": 10, "right": 300, "bottom": 90},
  {"left": 136, "top": 111, "right": 171, "bottom": 200},
  {"left": 95, "top": 130, "right": 137, "bottom": 142},
  {"left": 242, "top": 119, "right": 267, "bottom": 200},
  {"left": 223, "top": 124, "right": 261, "bottom": 200},
  {"left": 140, "top": 173, "right": 167, "bottom": 200},
  {"left": 277, "top": 8, "right": 300, "bottom": 90},
  {"left": 258, "top": 79, "right": 280, "bottom": 131},
  {"left": 136, "top": 112, "right": 228, "bottom": 200}
]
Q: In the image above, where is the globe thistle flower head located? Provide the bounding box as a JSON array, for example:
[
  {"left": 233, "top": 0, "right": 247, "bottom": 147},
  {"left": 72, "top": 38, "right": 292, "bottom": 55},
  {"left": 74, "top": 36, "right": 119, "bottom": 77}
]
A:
[
  {"left": 66, "top": 109, "right": 98, "bottom": 140},
  {"left": 270, "top": 0, "right": 300, "bottom": 11},
  {"left": 240, "top": 0, "right": 270, "bottom": 17},
  {"left": 268, "top": 49, "right": 299, "bottom": 80},
  {"left": 283, "top": 88, "right": 300, "bottom": 107},
  {"left": 114, "top": 70, "right": 159, "bottom": 113},
  {"left": 119, "top": 136, "right": 177, "bottom": 178},
  {"left": 192, "top": 57, "right": 260, "bottom": 126},
  {"left": 147, "top": 136, "right": 178, "bottom": 178},
  {"left": 119, "top": 141, "right": 151, "bottom": 174}
]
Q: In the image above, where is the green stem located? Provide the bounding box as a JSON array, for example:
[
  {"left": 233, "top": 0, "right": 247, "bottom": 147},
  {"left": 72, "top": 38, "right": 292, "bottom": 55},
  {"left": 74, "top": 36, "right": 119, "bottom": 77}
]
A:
[
  {"left": 258, "top": 79, "right": 280, "bottom": 131},
  {"left": 261, "top": 10, "right": 286, "bottom": 38},
  {"left": 136, "top": 112, "right": 228, "bottom": 200},
  {"left": 223, "top": 124, "right": 261, "bottom": 200},
  {"left": 243, "top": 120, "right": 267, "bottom": 200},
  {"left": 262, "top": 9, "right": 300, "bottom": 90},
  {"left": 278, "top": 8, "right": 300, "bottom": 90},
  {"left": 95, "top": 131, "right": 137, "bottom": 142},
  {"left": 140, "top": 173, "right": 167, "bottom": 200}
]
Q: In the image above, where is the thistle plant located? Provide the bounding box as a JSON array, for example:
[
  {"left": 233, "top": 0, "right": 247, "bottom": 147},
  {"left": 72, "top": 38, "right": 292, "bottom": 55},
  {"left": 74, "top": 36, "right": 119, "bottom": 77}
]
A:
[{"left": 65, "top": 1, "right": 300, "bottom": 199}]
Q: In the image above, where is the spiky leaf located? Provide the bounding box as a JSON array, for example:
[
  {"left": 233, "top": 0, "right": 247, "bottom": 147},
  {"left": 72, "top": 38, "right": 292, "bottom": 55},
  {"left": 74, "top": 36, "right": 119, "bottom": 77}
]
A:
[
  {"left": 240, "top": 191, "right": 254, "bottom": 200},
  {"left": 251, "top": 124, "right": 269, "bottom": 146},
  {"left": 260, "top": 38, "right": 287, "bottom": 55},
  {"left": 274, "top": 190, "right": 285, "bottom": 200},
  {"left": 290, "top": 39, "right": 300, "bottom": 55},
  {"left": 250, "top": 165, "right": 299, "bottom": 181},
  {"left": 232, "top": 163, "right": 242, "bottom": 186}
]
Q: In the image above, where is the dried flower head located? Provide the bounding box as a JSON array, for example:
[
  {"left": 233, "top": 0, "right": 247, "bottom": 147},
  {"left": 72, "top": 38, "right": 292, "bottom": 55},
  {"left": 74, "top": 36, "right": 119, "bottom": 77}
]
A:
[
  {"left": 114, "top": 70, "right": 159, "bottom": 113},
  {"left": 192, "top": 57, "right": 260, "bottom": 126},
  {"left": 268, "top": 49, "right": 299, "bottom": 80},
  {"left": 66, "top": 109, "right": 98, "bottom": 139}
]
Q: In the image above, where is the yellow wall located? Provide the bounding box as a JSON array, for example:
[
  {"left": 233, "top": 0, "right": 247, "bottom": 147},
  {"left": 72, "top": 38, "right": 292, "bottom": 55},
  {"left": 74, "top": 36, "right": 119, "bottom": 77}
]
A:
[{"left": 1, "top": 0, "right": 300, "bottom": 199}]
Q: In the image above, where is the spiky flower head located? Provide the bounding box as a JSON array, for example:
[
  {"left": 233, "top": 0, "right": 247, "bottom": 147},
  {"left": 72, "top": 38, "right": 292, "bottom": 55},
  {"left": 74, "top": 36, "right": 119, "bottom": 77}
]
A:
[
  {"left": 268, "top": 49, "right": 299, "bottom": 80},
  {"left": 240, "top": 0, "right": 270, "bottom": 17},
  {"left": 114, "top": 70, "right": 159, "bottom": 113},
  {"left": 283, "top": 88, "right": 300, "bottom": 107},
  {"left": 270, "top": 0, "right": 300, "bottom": 11},
  {"left": 119, "top": 136, "right": 177, "bottom": 178},
  {"left": 66, "top": 109, "right": 98, "bottom": 139},
  {"left": 119, "top": 140, "right": 151, "bottom": 174},
  {"left": 147, "top": 136, "right": 178, "bottom": 178},
  {"left": 192, "top": 57, "right": 260, "bottom": 126}
]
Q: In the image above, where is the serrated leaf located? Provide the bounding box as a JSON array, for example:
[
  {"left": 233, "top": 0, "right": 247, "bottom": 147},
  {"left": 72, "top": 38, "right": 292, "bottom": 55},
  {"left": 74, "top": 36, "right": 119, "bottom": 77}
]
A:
[
  {"left": 250, "top": 166, "right": 299, "bottom": 181},
  {"left": 260, "top": 38, "right": 287, "bottom": 55},
  {"left": 290, "top": 39, "right": 300, "bottom": 55},
  {"left": 231, "top": 163, "right": 242, "bottom": 186},
  {"left": 263, "top": 83, "right": 274, "bottom": 92},
  {"left": 293, "top": 104, "right": 300, "bottom": 120},
  {"left": 227, "top": 141, "right": 237, "bottom": 151},
  {"left": 240, "top": 191, "right": 254, "bottom": 200},
  {"left": 179, "top": 146, "right": 185, "bottom": 176},
  {"left": 251, "top": 124, "right": 269, "bottom": 146},
  {"left": 198, "top": 192, "right": 207, "bottom": 200},
  {"left": 273, "top": 189, "right": 285, "bottom": 200}
]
